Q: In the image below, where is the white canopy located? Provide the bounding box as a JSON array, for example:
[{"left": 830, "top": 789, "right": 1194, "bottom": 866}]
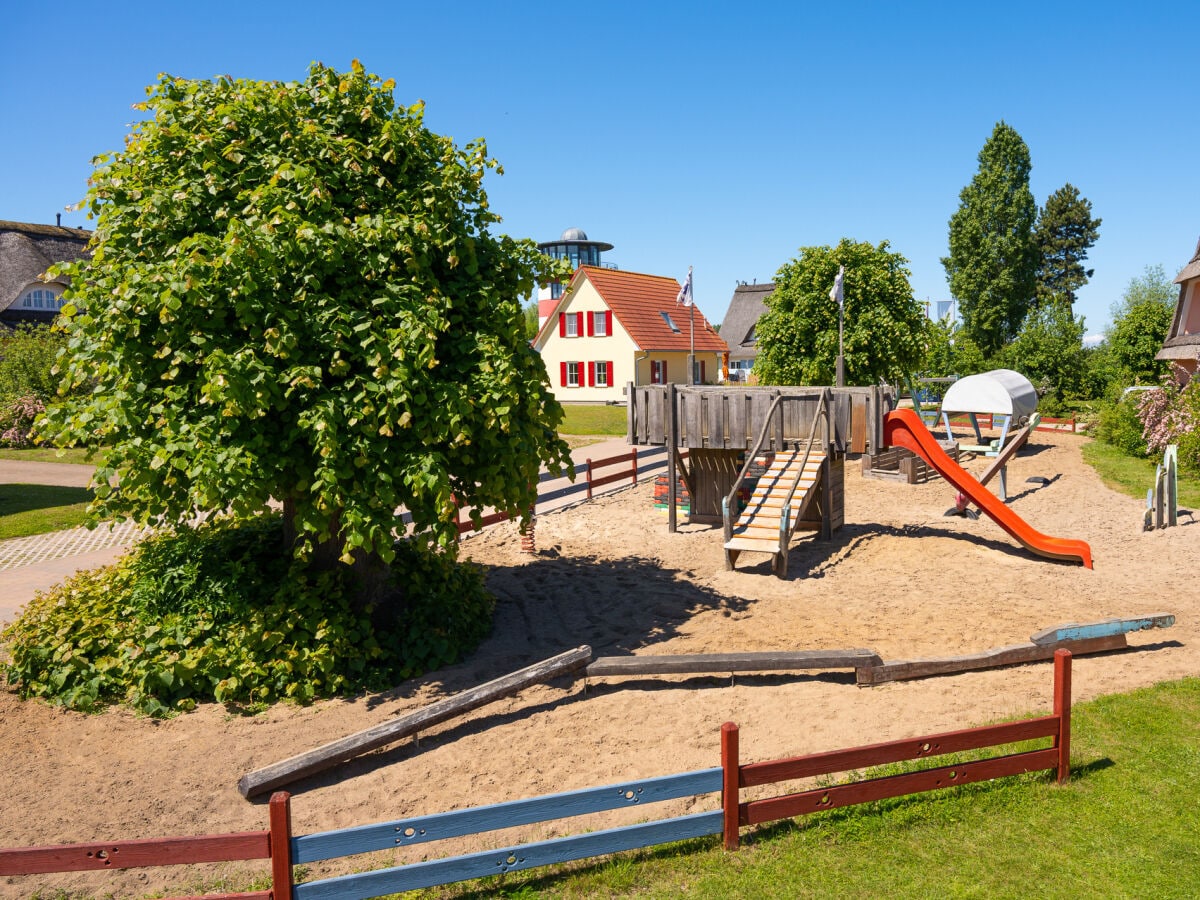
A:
[{"left": 940, "top": 369, "right": 1038, "bottom": 422}]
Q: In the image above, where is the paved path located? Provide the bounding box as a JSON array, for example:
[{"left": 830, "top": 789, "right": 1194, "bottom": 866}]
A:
[{"left": 0, "top": 439, "right": 669, "bottom": 626}]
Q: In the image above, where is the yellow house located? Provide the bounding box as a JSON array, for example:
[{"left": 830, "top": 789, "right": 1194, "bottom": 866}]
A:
[{"left": 533, "top": 266, "right": 728, "bottom": 403}]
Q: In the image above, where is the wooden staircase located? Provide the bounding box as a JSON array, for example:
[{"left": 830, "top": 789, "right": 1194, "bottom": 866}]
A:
[{"left": 724, "top": 447, "right": 825, "bottom": 576}]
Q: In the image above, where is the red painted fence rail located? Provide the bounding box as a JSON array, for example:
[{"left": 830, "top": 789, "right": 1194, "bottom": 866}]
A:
[
  {"left": 720, "top": 648, "right": 1072, "bottom": 849},
  {"left": 0, "top": 652, "right": 1073, "bottom": 897}
]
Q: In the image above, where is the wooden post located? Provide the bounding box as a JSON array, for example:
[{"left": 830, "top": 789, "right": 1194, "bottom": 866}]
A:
[
  {"left": 268, "top": 792, "right": 294, "bottom": 900},
  {"left": 630, "top": 447, "right": 639, "bottom": 487},
  {"left": 585, "top": 458, "right": 594, "bottom": 500},
  {"left": 667, "top": 384, "right": 678, "bottom": 533},
  {"left": 721, "top": 722, "right": 740, "bottom": 851},
  {"left": 1053, "top": 649, "right": 1072, "bottom": 784}
]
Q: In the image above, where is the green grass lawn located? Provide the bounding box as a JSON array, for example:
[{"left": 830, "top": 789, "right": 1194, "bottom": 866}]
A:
[
  {"left": 0, "top": 446, "right": 104, "bottom": 465},
  {"left": 1082, "top": 439, "right": 1200, "bottom": 510},
  {"left": 558, "top": 404, "right": 627, "bottom": 437},
  {"left": 0, "top": 483, "right": 94, "bottom": 539},
  {"left": 402, "top": 678, "right": 1200, "bottom": 898}
]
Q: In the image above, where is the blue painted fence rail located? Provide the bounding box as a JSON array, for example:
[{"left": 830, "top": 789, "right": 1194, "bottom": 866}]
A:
[{"left": 292, "top": 767, "right": 722, "bottom": 898}]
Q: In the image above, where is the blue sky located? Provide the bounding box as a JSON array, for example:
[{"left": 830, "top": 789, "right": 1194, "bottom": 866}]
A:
[{"left": 3, "top": 1, "right": 1196, "bottom": 338}]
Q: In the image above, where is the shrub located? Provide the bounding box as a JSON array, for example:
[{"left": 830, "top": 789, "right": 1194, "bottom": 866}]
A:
[
  {"left": 0, "top": 394, "right": 45, "bottom": 447},
  {"left": 1137, "top": 375, "right": 1200, "bottom": 474},
  {"left": 1095, "top": 396, "right": 1147, "bottom": 456},
  {"left": 2, "top": 516, "right": 494, "bottom": 716},
  {"left": 0, "top": 324, "right": 66, "bottom": 404}
]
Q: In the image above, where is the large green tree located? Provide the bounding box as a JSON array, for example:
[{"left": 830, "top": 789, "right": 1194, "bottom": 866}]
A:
[
  {"left": 754, "top": 239, "right": 928, "bottom": 386},
  {"left": 1104, "top": 264, "right": 1178, "bottom": 384},
  {"left": 40, "top": 62, "right": 571, "bottom": 603},
  {"left": 1034, "top": 183, "right": 1101, "bottom": 304},
  {"left": 942, "top": 121, "right": 1038, "bottom": 356}
]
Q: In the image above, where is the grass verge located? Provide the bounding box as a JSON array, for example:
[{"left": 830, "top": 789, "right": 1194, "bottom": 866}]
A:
[
  {"left": 0, "top": 446, "right": 104, "bottom": 465},
  {"left": 1081, "top": 439, "right": 1200, "bottom": 509},
  {"left": 558, "top": 404, "right": 627, "bottom": 437},
  {"left": 0, "top": 483, "right": 93, "bottom": 539}
]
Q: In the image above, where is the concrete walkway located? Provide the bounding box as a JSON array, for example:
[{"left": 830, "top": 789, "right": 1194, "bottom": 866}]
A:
[{"left": 0, "top": 439, "right": 668, "bottom": 626}]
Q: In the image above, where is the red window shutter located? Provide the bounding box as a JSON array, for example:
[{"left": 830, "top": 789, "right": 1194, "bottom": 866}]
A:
[
  {"left": 662, "top": 360, "right": 668, "bottom": 383},
  {"left": 559, "top": 313, "right": 566, "bottom": 337},
  {"left": 700, "top": 360, "right": 706, "bottom": 383},
  {"left": 607, "top": 360, "right": 614, "bottom": 387},
  {"left": 588, "top": 361, "right": 596, "bottom": 386},
  {"left": 560, "top": 361, "right": 568, "bottom": 386},
  {"left": 586, "top": 311, "right": 595, "bottom": 336},
  {"left": 604, "top": 311, "right": 611, "bottom": 335}
]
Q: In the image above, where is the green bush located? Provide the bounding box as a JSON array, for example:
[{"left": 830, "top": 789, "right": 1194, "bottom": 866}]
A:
[
  {"left": 1094, "top": 396, "right": 1148, "bottom": 457},
  {"left": 2, "top": 516, "right": 494, "bottom": 716},
  {"left": 0, "top": 324, "right": 66, "bottom": 404}
]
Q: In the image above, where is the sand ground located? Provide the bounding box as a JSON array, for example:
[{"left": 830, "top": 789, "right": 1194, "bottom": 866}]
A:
[{"left": 1, "top": 430, "right": 1194, "bottom": 898}]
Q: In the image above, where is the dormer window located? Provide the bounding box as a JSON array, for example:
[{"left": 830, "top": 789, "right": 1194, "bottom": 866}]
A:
[
  {"left": 660, "top": 311, "right": 680, "bottom": 333},
  {"left": 18, "top": 288, "right": 63, "bottom": 310}
]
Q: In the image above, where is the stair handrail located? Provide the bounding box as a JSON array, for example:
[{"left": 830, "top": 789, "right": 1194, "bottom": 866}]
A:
[
  {"left": 722, "top": 390, "right": 832, "bottom": 544},
  {"left": 777, "top": 389, "right": 832, "bottom": 522}
]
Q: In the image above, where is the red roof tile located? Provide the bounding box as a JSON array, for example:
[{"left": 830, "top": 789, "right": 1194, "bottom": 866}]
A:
[{"left": 574, "top": 266, "right": 728, "bottom": 353}]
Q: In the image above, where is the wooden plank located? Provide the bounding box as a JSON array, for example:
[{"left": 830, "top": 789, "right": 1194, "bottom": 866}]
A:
[
  {"left": 292, "top": 768, "right": 721, "bottom": 863},
  {"left": 707, "top": 391, "right": 728, "bottom": 448},
  {"left": 292, "top": 811, "right": 724, "bottom": 900},
  {"left": 683, "top": 391, "right": 704, "bottom": 447},
  {"left": 586, "top": 649, "right": 882, "bottom": 678},
  {"left": 738, "top": 716, "right": 1060, "bottom": 788},
  {"left": 728, "top": 392, "right": 748, "bottom": 449},
  {"left": 1030, "top": 614, "right": 1175, "bottom": 646},
  {"left": 238, "top": 647, "right": 593, "bottom": 798},
  {"left": 854, "top": 635, "right": 1126, "bottom": 686},
  {"left": 850, "top": 395, "right": 867, "bottom": 453},
  {"left": 742, "top": 748, "right": 1060, "bottom": 827},
  {"left": 0, "top": 832, "right": 270, "bottom": 875},
  {"left": 170, "top": 893, "right": 271, "bottom": 900}
]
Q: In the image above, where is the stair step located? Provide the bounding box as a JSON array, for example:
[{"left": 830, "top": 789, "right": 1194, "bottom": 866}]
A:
[{"left": 724, "top": 536, "right": 781, "bottom": 553}]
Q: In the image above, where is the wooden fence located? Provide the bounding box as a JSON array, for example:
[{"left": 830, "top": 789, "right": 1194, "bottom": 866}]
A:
[
  {"left": 939, "top": 413, "right": 1076, "bottom": 434},
  {"left": 0, "top": 652, "right": 1073, "bottom": 899}
]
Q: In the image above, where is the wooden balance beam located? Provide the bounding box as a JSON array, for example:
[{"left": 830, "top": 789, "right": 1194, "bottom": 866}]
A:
[
  {"left": 238, "top": 646, "right": 593, "bottom": 799},
  {"left": 587, "top": 649, "right": 882, "bottom": 678},
  {"left": 855, "top": 614, "right": 1175, "bottom": 686}
]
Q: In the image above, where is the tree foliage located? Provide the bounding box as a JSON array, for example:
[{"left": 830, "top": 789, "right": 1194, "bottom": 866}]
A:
[
  {"left": 1103, "top": 265, "right": 1177, "bottom": 386},
  {"left": 39, "top": 62, "right": 571, "bottom": 583},
  {"left": 996, "top": 300, "right": 1087, "bottom": 404},
  {"left": 942, "top": 122, "right": 1038, "bottom": 356},
  {"left": 922, "top": 318, "right": 986, "bottom": 379},
  {"left": 1035, "top": 183, "right": 1101, "bottom": 305},
  {"left": 754, "top": 239, "right": 928, "bottom": 386}
]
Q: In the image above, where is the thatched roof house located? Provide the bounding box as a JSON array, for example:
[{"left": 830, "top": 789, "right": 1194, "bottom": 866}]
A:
[
  {"left": 718, "top": 282, "right": 774, "bottom": 380},
  {"left": 1156, "top": 236, "right": 1200, "bottom": 384},
  {"left": 0, "top": 220, "right": 91, "bottom": 328}
]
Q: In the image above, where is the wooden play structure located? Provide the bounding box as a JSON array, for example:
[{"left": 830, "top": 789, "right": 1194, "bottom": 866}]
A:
[
  {"left": 1145, "top": 444, "right": 1181, "bottom": 530},
  {"left": 626, "top": 383, "right": 893, "bottom": 574}
]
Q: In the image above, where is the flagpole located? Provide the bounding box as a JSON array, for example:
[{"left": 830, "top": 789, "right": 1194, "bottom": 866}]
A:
[{"left": 832, "top": 265, "right": 845, "bottom": 388}]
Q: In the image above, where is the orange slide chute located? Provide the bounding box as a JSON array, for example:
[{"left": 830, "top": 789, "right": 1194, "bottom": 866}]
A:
[{"left": 883, "top": 408, "right": 1093, "bottom": 569}]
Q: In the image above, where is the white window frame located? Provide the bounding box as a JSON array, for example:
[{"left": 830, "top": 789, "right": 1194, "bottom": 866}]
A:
[
  {"left": 595, "top": 361, "right": 609, "bottom": 387},
  {"left": 566, "top": 361, "right": 581, "bottom": 387},
  {"left": 566, "top": 313, "right": 580, "bottom": 337},
  {"left": 594, "top": 311, "right": 608, "bottom": 337}
]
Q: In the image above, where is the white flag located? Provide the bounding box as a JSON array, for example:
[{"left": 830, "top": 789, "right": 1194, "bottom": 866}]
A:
[
  {"left": 677, "top": 267, "right": 694, "bottom": 307},
  {"left": 830, "top": 265, "right": 845, "bottom": 310}
]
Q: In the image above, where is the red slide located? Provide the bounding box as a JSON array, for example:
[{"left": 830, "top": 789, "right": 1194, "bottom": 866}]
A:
[{"left": 884, "top": 408, "right": 1093, "bottom": 568}]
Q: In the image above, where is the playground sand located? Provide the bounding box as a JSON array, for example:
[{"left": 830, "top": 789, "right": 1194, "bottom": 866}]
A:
[{"left": 2, "top": 430, "right": 1196, "bottom": 898}]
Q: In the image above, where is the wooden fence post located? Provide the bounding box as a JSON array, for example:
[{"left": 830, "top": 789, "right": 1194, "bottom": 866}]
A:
[
  {"left": 721, "top": 722, "right": 740, "bottom": 851},
  {"left": 1053, "top": 649, "right": 1072, "bottom": 784},
  {"left": 630, "top": 448, "right": 639, "bottom": 487},
  {"left": 269, "top": 791, "right": 294, "bottom": 900},
  {"left": 585, "top": 459, "right": 594, "bottom": 500}
]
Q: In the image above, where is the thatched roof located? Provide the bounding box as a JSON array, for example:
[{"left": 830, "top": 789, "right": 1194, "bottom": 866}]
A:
[
  {"left": 1174, "top": 235, "right": 1200, "bottom": 284},
  {"left": 718, "top": 282, "right": 774, "bottom": 362},
  {"left": 0, "top": 221, "right": 90, "bottom": 322}
]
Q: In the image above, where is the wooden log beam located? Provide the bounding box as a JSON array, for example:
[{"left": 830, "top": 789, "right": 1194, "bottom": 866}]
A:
[
  {"left": 1030, "top": 613, "right": 1175, "bottom": 646},
  {"left": 586, "top": 649, "right": 882, "bottom": 678},
  {"left": 238, "top": 646, "right": 593, "bottom": 799},
  {"left": 854, "top": 635, "right": 1125, "bottom": 686}
]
